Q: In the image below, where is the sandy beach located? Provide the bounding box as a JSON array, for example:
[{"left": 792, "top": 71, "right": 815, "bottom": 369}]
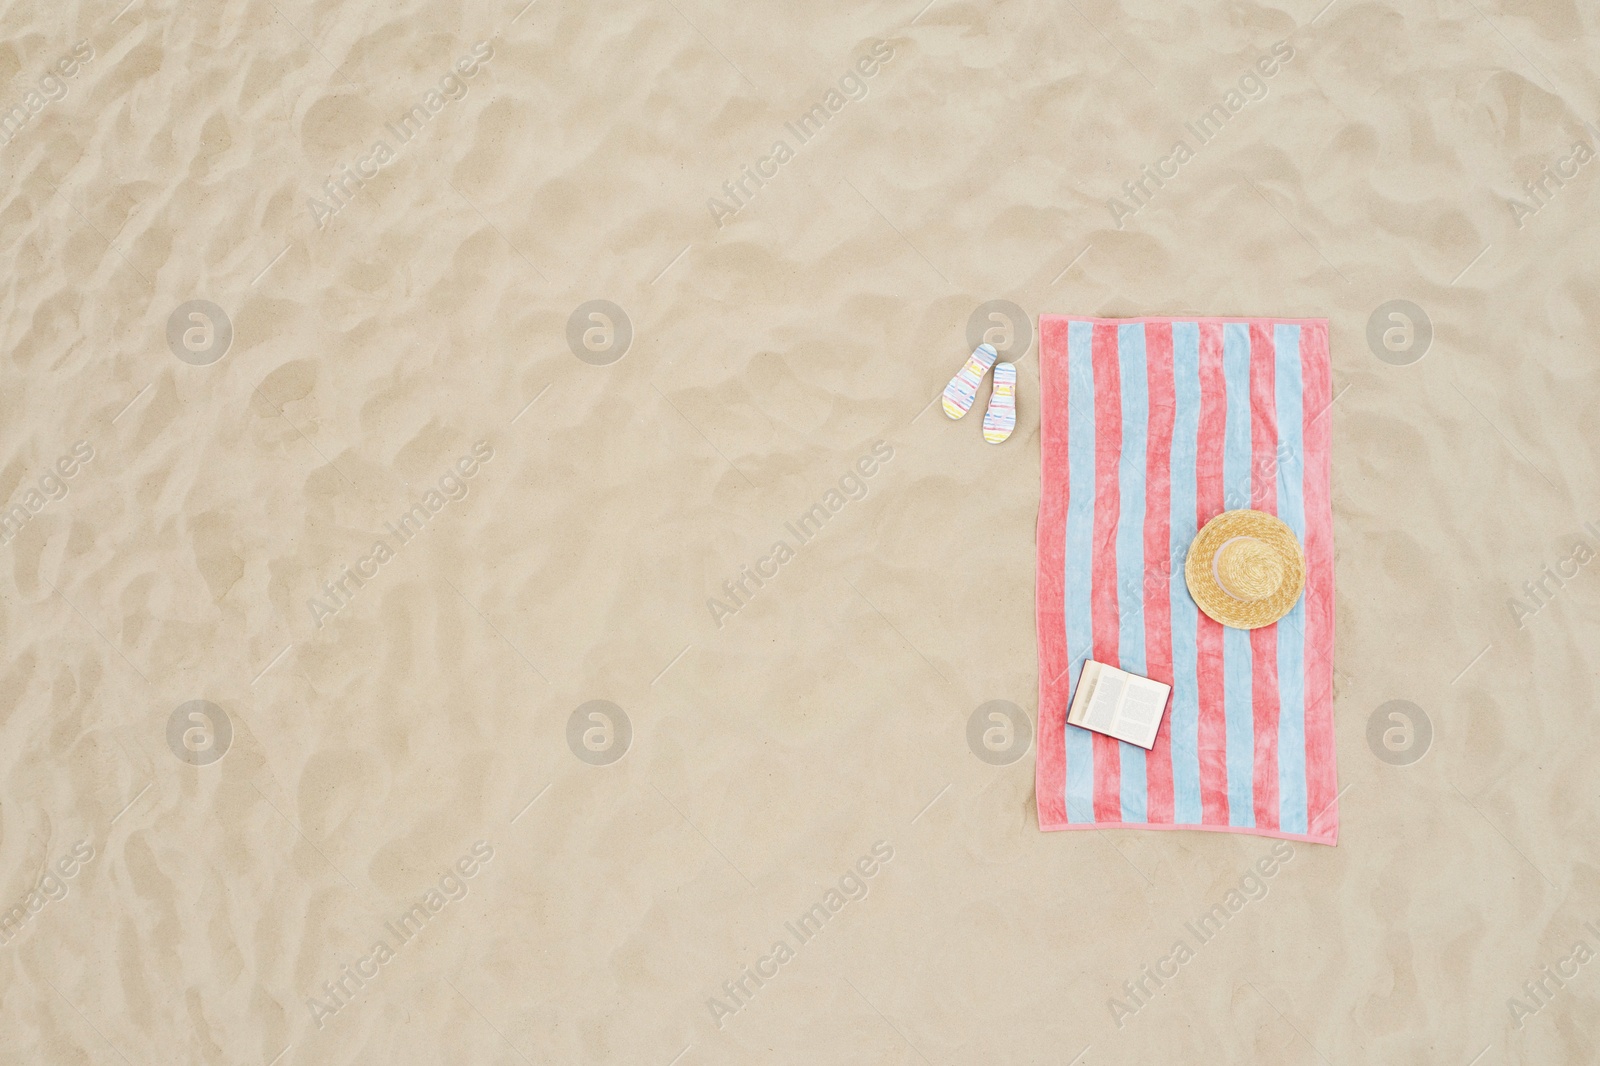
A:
[{"left": 2, "top": 0, "right": 1598, "bottom": 1062}]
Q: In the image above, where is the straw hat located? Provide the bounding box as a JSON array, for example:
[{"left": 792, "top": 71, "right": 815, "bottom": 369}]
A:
[{"left": 1184, "top": 509, "right": 1305, "bottom": 630}]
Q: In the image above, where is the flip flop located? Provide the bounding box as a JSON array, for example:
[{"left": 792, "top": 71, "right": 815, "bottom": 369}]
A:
[
  {"left": 942, "top": 343, "right": 998, "bottom": 419},
  {"left": 983, "top": 362, "right": 1016, "bottom": 444}
]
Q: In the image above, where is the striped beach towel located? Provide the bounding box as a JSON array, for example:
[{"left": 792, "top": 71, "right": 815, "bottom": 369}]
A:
[{"left": 1035, "top": 316, "right": 1337, "bottom": 844}]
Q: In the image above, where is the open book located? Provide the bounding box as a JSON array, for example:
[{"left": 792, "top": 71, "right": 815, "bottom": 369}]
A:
[{"left": 1066, "top": 661, "right": 1172, "bottom": 749}]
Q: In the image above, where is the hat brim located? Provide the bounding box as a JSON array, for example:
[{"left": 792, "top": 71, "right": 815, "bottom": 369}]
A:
[{"left": 1184, "top": 510, "right": 1305, "bottom": 630}]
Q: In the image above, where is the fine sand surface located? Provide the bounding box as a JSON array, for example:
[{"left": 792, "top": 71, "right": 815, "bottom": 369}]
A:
[{"left": 2, "top": 0, "right": 1598, "bottom": 1062}]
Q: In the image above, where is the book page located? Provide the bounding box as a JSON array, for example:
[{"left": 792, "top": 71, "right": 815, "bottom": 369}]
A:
[
  {"left": 1066, "top": 661, "right": 1099, "bottom": 728},
  {"left": 1083, "top": 668, "right": 1123, "bottom": 733},
  {"left": 1114, "top": 678, "right": 1167, "bottom": 746}
]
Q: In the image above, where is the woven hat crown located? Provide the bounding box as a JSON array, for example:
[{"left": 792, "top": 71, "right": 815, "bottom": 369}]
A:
[{"left": 1214, "top": 537, "right": 1286, "bottom": 601}]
